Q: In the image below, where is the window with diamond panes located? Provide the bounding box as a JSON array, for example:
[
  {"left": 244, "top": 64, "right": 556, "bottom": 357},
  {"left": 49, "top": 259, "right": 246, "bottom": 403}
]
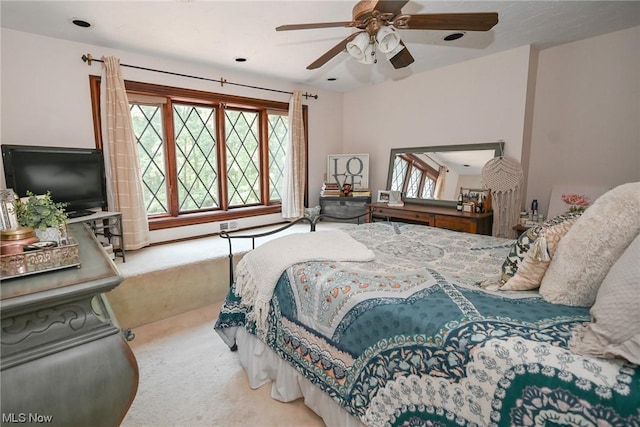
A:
[
  {"left": 130, "top": 103, "right": 168, "bottom": 215},
  {"left": 173, "top": 104, "right": 219, "bottom": 211},
  {"left": 225, "top": 110, "right": 261, "bottom": 206},
  {"left": 406, "top": 167, "right": 423, "bottom": 198},
  {"left": 422, "top": 177, "right": 436, "bottom": 199},
  {"left": 391, "top": 157, "right": 408, "bottom": 192},
  {"left": 267, "top": 113, "right": 288, "bottom": 202},
  {"left": 91, "top": 76, "right": 305, "bottom": 230}
]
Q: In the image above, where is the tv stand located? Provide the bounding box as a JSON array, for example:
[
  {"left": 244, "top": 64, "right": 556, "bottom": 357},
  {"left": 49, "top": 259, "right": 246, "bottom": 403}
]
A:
[
  {"left": 67, "top": 209, "right": 95, "bottom": 219},
  {"left": 67, "top": 211, "right": 125, "bottom": 262}
]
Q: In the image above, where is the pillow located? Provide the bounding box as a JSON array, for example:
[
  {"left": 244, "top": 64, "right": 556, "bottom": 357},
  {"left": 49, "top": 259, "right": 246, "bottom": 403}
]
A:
[
  {"left": 500, "top": 212, "right": 582, "bottom": 284},
  {"left": 540, "top": 182, "right": 640, "bottom": 307},
  {"left": 569, "top": 233, "right": 640, "bottom": 364},
  {"left": 501, "top": 216, "right": 579, "bottom": 291}
]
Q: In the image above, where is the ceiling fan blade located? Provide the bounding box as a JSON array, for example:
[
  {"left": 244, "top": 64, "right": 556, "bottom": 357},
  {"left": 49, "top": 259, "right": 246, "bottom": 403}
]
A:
[
  {"left": 402, "top": 12, "right": 499, "bottom": 31},
  {"left": 388, "top": 41, "right": 414, "bottom": 69},
  {"left": 374, "top": 0, "right": 410, "bottom": 16},
  {"left": 276, "top": 21, "right": 356, "bottom": 31},
  {"left": 307, "top": 33, "right": 360, "bottom": 70}
]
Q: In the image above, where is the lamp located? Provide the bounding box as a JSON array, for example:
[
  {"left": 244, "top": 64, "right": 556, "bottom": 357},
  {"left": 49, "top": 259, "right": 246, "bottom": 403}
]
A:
[
  {"left": 347, "top": 27, "right": 404, "bottom": 65},
  {"left": 346, "top": 32, "right": 371, "bottom": 61},
  {"left": 376, "top": 26, "right": 400, "bottom": 54}
]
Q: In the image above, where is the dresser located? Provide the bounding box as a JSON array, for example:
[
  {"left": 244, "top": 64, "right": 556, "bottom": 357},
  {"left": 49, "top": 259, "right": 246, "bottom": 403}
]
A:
[
  {"left": 0, "top": 222, "right": 138, "bottom": 426},
  {"left": 320, "top": 196, "right": 371, "bottom": 223},
  {"left": 368, "top": 202, "right": 493, "bottom": 235}
]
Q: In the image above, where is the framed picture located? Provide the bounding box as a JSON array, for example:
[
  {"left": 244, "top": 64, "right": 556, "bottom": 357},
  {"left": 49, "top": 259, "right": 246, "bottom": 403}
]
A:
[
  {"left": 377, "top": 190, "right": 391, "bottom": 203},
  {"left": 327, "top": 154, "right": 369, "bottom": 189}
]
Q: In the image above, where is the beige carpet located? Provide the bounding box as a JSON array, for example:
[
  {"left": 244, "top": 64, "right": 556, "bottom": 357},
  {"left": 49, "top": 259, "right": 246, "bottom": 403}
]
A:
[{"left": 120, "top": 302, "right": 326, "bottom": 427}]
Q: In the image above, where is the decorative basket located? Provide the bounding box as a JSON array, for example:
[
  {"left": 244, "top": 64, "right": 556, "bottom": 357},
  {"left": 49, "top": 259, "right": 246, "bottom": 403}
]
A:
[{"left": 0, "top": 233, "right": 80, "bottom": 280}]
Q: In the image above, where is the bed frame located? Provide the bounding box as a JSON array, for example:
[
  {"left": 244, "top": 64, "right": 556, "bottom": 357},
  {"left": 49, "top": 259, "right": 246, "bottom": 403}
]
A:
[{"left": 220, "top": 211, "right": 370, "bottom": 287}]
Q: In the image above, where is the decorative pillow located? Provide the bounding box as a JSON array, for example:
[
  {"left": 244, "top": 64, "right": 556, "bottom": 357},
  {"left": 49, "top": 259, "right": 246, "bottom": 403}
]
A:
[
  {"left": 540, "top": 182, "right": 640, "bottom": 307},
  {"left": 569, "top": 233, "right": 640, "bottom": 364},
  {"left": 501, "top": 216, "right": 579, "bottom": 290},
  {"left": 500, "top": 212, "right": 582, "bottom": 284}
]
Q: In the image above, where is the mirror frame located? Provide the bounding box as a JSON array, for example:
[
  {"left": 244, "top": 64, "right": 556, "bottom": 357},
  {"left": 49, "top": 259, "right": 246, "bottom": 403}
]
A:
[{"left": 386, "top": 142, "right": 504, "bottom": 208}]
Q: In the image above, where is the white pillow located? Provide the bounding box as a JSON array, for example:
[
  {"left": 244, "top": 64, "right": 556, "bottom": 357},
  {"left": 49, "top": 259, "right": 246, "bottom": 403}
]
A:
[
  {"left": 539, "top": 182, "right": 640, "bottom": 306},
  {"left": 569, "top": 234, "right": 640, "bottom": 364},
  {"left": 501, "top": 217, "right": 579, "bottom": 291}
]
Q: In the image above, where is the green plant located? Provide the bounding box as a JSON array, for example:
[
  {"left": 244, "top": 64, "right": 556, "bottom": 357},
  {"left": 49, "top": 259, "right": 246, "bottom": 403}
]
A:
[{"left": 14, "top": 191, "right": 68, "bottom": 230}]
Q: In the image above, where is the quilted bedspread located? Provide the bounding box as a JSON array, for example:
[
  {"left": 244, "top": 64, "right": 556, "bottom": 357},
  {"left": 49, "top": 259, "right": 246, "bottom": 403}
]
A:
[{"left": 214, "top": 222, "right": 640, "bottom": 427}]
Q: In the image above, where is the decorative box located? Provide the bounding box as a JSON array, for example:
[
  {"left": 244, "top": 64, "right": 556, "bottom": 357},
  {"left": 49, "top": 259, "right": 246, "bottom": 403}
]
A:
[{"left": 0, "top": 233, "right": 81, "bottom": 280}]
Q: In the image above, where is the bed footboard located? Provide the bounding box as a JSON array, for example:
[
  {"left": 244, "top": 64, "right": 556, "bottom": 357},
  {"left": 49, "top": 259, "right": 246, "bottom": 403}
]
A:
[{"left": 219, "top": 211, "right": 370, "bottom": 286}]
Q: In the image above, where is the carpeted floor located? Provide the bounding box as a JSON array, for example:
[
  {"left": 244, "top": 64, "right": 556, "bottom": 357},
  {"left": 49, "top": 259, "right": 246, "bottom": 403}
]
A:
[{"left": 120, "top": 302, "right": 326, "bottom": 427}]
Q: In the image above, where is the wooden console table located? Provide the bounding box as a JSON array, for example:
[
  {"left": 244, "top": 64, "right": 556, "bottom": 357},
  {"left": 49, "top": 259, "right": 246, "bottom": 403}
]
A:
[
  {"left": 368, "top": 202, "right": 493, "bottom": 235},
  {"left": 0, "top": 222, "right": 138, "bottom": 426}
]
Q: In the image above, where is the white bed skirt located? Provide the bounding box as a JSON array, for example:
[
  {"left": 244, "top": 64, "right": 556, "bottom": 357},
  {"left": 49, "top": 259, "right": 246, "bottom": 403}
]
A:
[{"left": 232, "top": 327, "right": 366, "bottom": 427}]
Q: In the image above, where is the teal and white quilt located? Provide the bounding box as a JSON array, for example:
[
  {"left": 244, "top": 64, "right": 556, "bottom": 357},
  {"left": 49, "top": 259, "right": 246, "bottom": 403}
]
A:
[{"left": 215, "top": 222, "right": 640, "bottom": 426}]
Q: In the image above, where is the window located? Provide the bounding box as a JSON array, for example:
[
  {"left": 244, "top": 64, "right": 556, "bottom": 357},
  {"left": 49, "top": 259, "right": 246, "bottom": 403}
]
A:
[
  {"left": 90, "top": 77, "right": 307, "bottom": 230},
  {"left": 391, "top": 153, "right": 439, "bottom": 199}
]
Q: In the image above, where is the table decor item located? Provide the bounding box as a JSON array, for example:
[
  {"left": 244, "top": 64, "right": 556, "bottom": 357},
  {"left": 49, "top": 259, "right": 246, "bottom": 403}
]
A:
[
  {"left": 0, "top": 230, "right": 80, "bottom": 280},
  {"left": 14, "top": 191, "right": 68, "bottom": 245}
]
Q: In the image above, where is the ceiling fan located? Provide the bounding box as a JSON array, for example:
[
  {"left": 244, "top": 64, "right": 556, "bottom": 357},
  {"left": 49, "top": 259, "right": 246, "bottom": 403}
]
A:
[{"left": 276, "top": 0, "right": 498, "bottom": 70}]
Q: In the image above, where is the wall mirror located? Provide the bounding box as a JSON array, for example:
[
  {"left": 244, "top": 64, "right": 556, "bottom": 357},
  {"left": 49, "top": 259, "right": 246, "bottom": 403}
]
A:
[{"left": 386, "top": 142, "right": 504, "bottom": 208}]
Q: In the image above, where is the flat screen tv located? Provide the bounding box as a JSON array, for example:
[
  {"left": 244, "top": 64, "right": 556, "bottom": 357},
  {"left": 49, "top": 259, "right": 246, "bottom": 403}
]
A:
[{"left": 2, "top": 144, "right": 108, "bottom": 217}]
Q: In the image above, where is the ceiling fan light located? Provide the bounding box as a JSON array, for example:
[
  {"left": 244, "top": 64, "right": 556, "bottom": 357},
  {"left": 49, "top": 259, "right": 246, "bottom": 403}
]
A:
[
  {"left": 346, "top": 31, "right": 370, "bottom": 60},
  {"left": 357, "top": 42, "right": 376, "bottom": 64},
  {"left": 376, "top": 26, "right": 400, "bottom": 54}
]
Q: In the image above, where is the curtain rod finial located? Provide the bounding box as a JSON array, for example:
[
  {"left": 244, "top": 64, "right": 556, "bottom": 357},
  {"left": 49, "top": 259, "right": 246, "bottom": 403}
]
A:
[{"left": 82, "top": 54, "right": 93, "bottom": 65}]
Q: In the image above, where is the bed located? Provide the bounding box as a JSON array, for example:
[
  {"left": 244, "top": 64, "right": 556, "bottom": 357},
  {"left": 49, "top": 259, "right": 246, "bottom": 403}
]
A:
[{"left": 214, "top": 185, "right": 640, "bottom": 427}]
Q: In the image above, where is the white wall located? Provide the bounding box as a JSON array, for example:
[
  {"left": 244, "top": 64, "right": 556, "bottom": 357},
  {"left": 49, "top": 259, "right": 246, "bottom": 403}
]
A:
[
  {"left": 527, "top": 26, "right": 640, "bottom": 215},
  {"left": 342, "top": 45, "right": 533, "bottom": 198},
  {"left": 0, "top": 28, "right": 343, "bottom": 243},
  {"left": 343, "top": 27, "right": 640, "bottom": 217}
]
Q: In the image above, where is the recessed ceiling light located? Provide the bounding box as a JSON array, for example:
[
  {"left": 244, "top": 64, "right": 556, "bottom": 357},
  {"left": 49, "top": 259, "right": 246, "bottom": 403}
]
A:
[
  {"left": 71, "top": 18, "right": 92, "bottom": 28},
  {"left": 234, "top": 57, "right": 247, "bottom": 63},
  {"left": 444, "top": 32, "right": 465, "bottom": 41}
]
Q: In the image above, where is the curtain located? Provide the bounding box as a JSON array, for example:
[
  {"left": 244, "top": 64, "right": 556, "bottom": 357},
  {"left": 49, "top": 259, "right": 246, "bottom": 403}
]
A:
[
  {"left": 281, "top": 90, "right": 306, "bottom": 219},
  {"left": 434, "top": 165, "right": 447, "bottom": 199},
  {"left": 101, "top": 56, "right": 150, "bottom": 250}
]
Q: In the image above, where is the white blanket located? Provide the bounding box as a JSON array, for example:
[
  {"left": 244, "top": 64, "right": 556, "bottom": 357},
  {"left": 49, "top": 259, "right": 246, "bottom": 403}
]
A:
[{"left": 234, "top": 229, "right": 375, "bottom": 335}]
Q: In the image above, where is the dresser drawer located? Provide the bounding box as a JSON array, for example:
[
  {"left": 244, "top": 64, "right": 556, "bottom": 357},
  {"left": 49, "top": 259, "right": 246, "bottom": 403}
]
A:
[
  {"left": 371, "top": 207, "right": 434, "bottom": 226},
  {"left": 434, "top": 215, "right": 477, "bottom": 234}
]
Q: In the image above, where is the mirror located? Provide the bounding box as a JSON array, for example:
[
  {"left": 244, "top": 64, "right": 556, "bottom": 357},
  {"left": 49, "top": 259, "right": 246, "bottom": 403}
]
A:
[{"left": 386, "top": 142, "right": 504, "bottom": 208}]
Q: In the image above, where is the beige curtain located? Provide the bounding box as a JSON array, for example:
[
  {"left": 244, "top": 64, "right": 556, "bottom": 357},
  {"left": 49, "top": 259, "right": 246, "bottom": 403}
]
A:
[
  {"left": 101, "top": 56, "right": 150, "bottom": 250},
  {"left": 434, "top": 165, "right": 447, "bottom": 199},
  {"left": 281, "top": 91, "right": 306, "bottom": 219}
]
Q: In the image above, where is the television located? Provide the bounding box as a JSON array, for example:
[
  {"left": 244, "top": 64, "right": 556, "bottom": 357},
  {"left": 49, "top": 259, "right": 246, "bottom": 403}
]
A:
[{"left": 2, "top": 144, "right": 108, "bottom": 217}]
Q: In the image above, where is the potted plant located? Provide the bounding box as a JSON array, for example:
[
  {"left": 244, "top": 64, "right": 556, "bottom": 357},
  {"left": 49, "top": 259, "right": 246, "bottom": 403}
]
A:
[{"left": 14, "top": 191, "right": 68, "bottom": 244}]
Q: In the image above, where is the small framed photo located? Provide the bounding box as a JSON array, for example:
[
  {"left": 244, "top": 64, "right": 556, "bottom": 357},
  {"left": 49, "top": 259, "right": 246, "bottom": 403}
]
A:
[{"left": 377, "top": 190, "right": 391, "bottom": 203}]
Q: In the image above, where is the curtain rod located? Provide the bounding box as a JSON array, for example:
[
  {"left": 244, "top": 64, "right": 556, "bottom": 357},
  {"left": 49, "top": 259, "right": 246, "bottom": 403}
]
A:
[{"left": 81, "top": 54, "right": 318, "bottom": 100}]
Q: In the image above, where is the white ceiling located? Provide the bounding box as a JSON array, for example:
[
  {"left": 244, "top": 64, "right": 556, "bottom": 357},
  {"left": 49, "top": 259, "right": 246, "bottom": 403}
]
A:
[{"left": 1, "top": 1, "right": 639, "bottom": 93}]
